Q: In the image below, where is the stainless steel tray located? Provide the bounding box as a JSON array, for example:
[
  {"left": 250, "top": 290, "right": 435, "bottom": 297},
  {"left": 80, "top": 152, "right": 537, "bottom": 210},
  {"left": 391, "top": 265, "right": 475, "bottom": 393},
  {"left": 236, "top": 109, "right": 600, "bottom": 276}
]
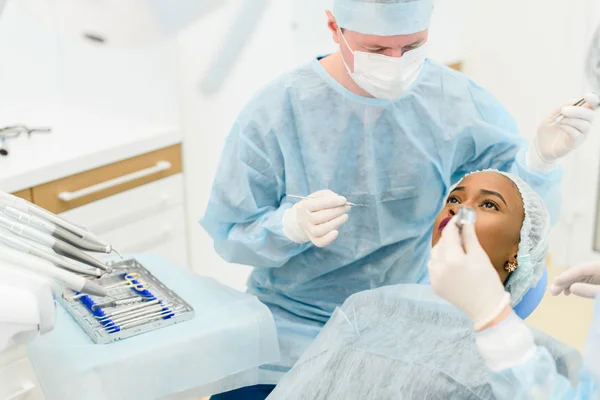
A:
[{"left": 57, "top": 258, "right": 195, "bottom": 344}]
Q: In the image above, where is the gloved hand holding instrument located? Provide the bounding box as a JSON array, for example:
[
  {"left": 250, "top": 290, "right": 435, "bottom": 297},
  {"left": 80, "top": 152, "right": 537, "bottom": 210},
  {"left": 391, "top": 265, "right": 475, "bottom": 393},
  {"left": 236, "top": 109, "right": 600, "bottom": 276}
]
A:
[
  {"left": 428, "top": 209, "right": 511, "bottom": 331},
  {"left": 527, "top": 93, "right": 600, "bottom": 172},
  {"left": 283, "top": 190, "right": 352, "bottom": 248}
]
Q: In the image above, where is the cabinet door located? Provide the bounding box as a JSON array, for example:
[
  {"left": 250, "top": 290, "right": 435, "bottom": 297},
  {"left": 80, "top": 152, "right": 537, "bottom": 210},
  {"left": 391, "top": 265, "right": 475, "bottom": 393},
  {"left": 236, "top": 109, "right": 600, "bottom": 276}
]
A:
[{"left": 59, "top": 174, "right": 189, "bottom": 266}]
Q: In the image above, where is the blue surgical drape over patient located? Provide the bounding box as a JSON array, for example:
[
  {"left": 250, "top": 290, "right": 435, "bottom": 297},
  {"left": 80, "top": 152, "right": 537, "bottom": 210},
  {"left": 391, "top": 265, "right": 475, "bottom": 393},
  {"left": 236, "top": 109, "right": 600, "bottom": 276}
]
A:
[{"left": 200, "top": 57, "right": 562, "bottom": 381}]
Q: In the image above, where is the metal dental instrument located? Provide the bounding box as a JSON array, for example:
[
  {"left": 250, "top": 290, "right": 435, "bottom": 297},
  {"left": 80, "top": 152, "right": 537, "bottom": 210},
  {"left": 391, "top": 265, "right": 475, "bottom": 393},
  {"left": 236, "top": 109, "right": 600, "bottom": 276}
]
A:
[
  {"left": 0, "top": 230, "right": 102, "bottom": 277},
  {"left": 0, "top": 204, "right": 114, "bottom": 255},
  {"left": 0, "top": 191, "right": 116, "bottom": 251},
  {"left": 72, "top": 278, "right": 151, "bottom": 301},
  {"left": 95, "top": 299, "right": 161, "bottom": 319},
  {"left": 115, "top": 310, "right": 183, "bottom": 331},
  {"left": 287, "top": 194, "right": 367, "bottom": 207},
  {"left": 552, "top": 97, "right": 587, "bottom": 124},
  {"left": 91, "top": 296, "right": 146, "bottom": 311},
  {"left": 102, "top": 304, "right": 173, "bottom": 326},
  {"left": 106, "top": 309, "right": 182, "bottom": 333},
  {"left": 455, "top": 206, "right": 476, "bottom": 236}
]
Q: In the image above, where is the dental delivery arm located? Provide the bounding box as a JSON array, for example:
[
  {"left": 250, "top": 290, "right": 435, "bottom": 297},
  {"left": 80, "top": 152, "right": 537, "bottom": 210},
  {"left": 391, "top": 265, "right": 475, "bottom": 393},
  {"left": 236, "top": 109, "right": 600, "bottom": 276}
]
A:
[
  {"left": 0, "top": 191, "right": 112, "bottom": 250},
  {"left": 0, "top": 244, "right": 107, "bottom": 296}
]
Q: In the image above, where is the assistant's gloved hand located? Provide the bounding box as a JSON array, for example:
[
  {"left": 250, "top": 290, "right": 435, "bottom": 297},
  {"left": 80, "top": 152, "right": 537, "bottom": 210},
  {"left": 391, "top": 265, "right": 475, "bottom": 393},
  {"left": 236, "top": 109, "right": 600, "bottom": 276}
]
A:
[
  {"left": 282, "top": 190, "right": 351, "bottom": 248},
  {"left": 428, "top": 217, "right": 510, "bottom": 330},
  {"left": 527, "top": 93, "right": 600, "bottom": 172},
  {"left": 549, "top": 260, "right": 600, "bottom": 299}
]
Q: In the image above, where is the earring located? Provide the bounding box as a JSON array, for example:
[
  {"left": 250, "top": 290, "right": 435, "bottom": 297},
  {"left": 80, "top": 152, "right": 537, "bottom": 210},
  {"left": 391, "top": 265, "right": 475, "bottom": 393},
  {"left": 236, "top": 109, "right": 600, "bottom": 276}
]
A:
[{"left": 504, "top": 261, "right": 518, "bottom": 273}]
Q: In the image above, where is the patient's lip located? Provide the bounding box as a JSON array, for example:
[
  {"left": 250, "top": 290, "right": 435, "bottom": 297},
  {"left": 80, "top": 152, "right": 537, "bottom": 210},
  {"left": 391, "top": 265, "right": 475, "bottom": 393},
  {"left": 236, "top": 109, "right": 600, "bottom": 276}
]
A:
[{"left": 439, "top": 217, "right": 451, "bottom": 232}]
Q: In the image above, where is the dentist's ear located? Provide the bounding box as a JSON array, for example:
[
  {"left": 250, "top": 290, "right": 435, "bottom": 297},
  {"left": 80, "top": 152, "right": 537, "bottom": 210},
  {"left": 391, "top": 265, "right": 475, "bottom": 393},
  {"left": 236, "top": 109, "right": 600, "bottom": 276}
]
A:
[{"left": 325, "top": 10, "right": 341, "bottom": 43}]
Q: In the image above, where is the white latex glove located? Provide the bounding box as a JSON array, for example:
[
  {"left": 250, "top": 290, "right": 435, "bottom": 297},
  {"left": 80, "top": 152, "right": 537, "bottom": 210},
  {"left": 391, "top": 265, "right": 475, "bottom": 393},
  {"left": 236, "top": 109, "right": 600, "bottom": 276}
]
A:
[
  {"left": 527, "top": 93, "right": 600, "bottom": 172},
  {"left": 282, "top": 190, "right": 351, "bottom": 248},
  {"left": 549, "top": 260, "right": 600, "bottom": 299},
  {"left": 428, "top": 217, "right": 510, "bottom": 330}
]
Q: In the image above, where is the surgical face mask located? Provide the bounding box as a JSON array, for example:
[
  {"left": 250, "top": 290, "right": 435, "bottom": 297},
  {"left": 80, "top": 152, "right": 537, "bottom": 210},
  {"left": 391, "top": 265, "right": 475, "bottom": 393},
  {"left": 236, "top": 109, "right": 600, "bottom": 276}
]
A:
[{"left": 339, "top": 29, "right": 428, "bottom": 100}]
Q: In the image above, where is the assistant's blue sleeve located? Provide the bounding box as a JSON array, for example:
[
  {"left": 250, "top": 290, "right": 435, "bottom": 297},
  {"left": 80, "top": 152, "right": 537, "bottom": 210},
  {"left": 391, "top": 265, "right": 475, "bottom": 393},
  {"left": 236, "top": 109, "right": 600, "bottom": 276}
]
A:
[
  {"left": 488, "top": 347, "right": 598, "bottom": 400},
  {"left": 486, "top": 296, "right": 600, "bottom": 399},
  {"left": 453, "top": 81, "right": 563, "bottom": 224},
  {"left": 200, "top": 121, "right": 311, "bottom": 268}
]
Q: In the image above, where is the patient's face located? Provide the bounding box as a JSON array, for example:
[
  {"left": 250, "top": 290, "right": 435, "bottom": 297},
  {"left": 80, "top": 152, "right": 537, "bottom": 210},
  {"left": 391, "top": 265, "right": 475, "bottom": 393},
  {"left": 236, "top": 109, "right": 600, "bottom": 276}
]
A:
[{"left": 431, "top": 172, "right": 525, "bottom": 283}]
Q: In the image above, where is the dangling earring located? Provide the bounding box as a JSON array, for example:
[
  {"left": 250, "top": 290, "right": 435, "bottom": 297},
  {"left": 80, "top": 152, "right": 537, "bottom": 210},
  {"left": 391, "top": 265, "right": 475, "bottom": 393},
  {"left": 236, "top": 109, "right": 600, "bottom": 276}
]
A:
[{"left": 504, "top": 261, "right": 518, "bottom": 273}]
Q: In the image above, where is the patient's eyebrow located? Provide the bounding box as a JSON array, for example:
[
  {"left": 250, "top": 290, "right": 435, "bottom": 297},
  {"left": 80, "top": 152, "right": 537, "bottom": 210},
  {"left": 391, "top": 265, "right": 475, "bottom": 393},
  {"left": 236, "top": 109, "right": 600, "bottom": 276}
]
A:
[
  {"left": 480, "top": 189, "right": 507, "bottom": 206},
  {"left": 450, "top": 186, "right": 465, "bottom": 193}
]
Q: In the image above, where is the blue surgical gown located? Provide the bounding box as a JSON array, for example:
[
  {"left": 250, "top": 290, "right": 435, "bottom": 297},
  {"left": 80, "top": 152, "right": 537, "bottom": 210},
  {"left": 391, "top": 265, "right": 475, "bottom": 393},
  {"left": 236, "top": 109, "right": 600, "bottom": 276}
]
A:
[
  {"left": 200, "top": 57, "right": 563, "bottom": 382},
  {"left": 485, "top": 296, "right": 600, "bottom": 399}
]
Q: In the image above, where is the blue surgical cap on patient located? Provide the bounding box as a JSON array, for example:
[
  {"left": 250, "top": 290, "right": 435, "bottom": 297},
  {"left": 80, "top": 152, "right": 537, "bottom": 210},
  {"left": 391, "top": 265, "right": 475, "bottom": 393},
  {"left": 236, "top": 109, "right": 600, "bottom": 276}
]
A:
[{"left": 332, "top": 0, "right": 434, "bottom": 36}]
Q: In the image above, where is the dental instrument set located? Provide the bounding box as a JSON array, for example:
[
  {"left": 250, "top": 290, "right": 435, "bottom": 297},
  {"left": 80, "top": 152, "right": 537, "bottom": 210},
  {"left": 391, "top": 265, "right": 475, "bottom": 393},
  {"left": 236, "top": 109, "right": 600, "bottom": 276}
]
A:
[
  {"left": 287, "top": 194, "right": 368, "bottom": 207},
  {"left": 58, "top": 258, "right": 194, "bottom": 344}
]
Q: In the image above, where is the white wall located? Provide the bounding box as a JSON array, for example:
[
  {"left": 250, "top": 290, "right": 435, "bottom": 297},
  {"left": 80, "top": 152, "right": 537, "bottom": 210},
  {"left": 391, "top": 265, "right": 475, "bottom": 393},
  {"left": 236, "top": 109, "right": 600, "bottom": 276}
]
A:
[
  {"left": 0, "top": 1, "right": 61, "bottom": 110},
  {"left": 0, "top": 0, "right": 180, "bottom": 126},
  {"left": 462, "top": 0, "right": 598, "bottom": 268},
  {"left": 178, "top": 0, "right": 295, "bottom": 290}
]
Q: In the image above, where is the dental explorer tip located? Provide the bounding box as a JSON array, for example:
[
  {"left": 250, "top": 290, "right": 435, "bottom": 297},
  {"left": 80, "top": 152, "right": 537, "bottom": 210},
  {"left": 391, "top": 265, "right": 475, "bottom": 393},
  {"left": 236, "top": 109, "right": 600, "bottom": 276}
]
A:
[{"left": 112, "top": 248, "right": 123, "bottom": 260}]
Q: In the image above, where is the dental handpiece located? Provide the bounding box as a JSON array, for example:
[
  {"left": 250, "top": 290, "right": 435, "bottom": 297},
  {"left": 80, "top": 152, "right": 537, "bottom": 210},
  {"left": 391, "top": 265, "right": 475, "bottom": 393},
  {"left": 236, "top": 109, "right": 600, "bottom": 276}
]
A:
[
  {"left": 0, "top": 191, "right": 112, "bottom": 249},
  {"left": 0, "top": 243, "right": 108, "bottom": 297},
  {"left": 0, "top": 215, "right": 112, "bottom": 273},
  {"left": 0, "top": 204, "right": 112, "bottom": 254},
  {"left": 0, "top": 230, "right": 102, "bottom": 277}
]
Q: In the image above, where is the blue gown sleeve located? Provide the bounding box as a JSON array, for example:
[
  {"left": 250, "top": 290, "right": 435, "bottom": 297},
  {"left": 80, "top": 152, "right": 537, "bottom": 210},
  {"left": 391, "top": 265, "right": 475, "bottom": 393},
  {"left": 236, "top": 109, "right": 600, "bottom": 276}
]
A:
[
  {"left": 200, "top": 120, "right": 312, "bottom": 268},
  {"left": 451, "top": 81, "right": 563, "bottom": 224},
  {"left": 478, "top": 298, "right": 600, "bottom": 399},
  {"left": 488, "top": 347, "right": 597, "bottom": 399}
]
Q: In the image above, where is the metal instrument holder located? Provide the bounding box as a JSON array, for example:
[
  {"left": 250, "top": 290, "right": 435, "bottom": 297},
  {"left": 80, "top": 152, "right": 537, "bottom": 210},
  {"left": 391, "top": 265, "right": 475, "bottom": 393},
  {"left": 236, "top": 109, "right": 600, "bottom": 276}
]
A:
[{"left": 57, "top": 258, "right": 194, "bottom": 344}]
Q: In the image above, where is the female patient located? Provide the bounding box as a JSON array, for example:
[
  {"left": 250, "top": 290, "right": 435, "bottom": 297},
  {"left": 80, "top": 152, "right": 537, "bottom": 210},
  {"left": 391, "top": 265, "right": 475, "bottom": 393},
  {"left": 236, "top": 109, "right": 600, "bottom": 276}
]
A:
[{"left": 267, "top": 170, "right": 581, "bottom": 399}]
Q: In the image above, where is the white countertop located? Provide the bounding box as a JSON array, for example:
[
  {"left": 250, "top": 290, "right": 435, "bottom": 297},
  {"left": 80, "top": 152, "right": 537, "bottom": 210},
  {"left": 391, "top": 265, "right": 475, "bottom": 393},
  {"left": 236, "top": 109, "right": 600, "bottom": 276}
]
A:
[{"left": 0, "top": 106, "right": 182, "bottom": 193}]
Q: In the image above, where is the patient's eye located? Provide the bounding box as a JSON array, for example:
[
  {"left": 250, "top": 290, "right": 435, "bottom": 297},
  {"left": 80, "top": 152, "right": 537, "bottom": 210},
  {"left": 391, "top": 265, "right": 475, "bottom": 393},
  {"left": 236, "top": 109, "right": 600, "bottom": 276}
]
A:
[
  {"left": 446, "top": 195, "right": 460, "bottom": 204},
  {"left": 481, "top": 200, "right": 499, "bottom": 211}
]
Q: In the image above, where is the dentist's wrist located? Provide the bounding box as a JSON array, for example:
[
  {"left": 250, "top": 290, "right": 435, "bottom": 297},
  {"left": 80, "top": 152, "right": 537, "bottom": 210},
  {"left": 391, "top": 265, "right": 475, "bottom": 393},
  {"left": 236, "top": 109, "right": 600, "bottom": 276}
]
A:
[
  {"left": 282, "top": 206, "right": 309, "bottom": 244},
  {"left": 526, "top": 147, "right": 557, "bottom": 173}
]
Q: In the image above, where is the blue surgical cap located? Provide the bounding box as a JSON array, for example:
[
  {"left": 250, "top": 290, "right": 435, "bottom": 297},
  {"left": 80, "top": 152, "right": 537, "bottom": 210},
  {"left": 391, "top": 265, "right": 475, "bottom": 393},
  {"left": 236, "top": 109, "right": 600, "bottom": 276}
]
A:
[{"left": 332, "top": 0, "right": 434, "bottom": 36}]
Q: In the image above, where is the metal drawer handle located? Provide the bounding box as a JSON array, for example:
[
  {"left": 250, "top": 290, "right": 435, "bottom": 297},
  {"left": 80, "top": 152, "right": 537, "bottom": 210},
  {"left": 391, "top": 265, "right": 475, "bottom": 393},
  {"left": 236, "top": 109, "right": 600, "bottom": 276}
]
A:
[
  {"left": 4, "top": 381, "right": 35, "bottom": 400},
  {"left": 58, "top": 161, "right": 172, "bottom": 202}
]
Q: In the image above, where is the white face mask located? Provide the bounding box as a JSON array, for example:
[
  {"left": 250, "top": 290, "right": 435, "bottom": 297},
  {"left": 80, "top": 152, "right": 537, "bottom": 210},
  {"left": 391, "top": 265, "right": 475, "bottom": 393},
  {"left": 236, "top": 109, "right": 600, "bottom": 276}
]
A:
[{"left": 339, "top": 29, "right": 428, "bottom": 100}]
